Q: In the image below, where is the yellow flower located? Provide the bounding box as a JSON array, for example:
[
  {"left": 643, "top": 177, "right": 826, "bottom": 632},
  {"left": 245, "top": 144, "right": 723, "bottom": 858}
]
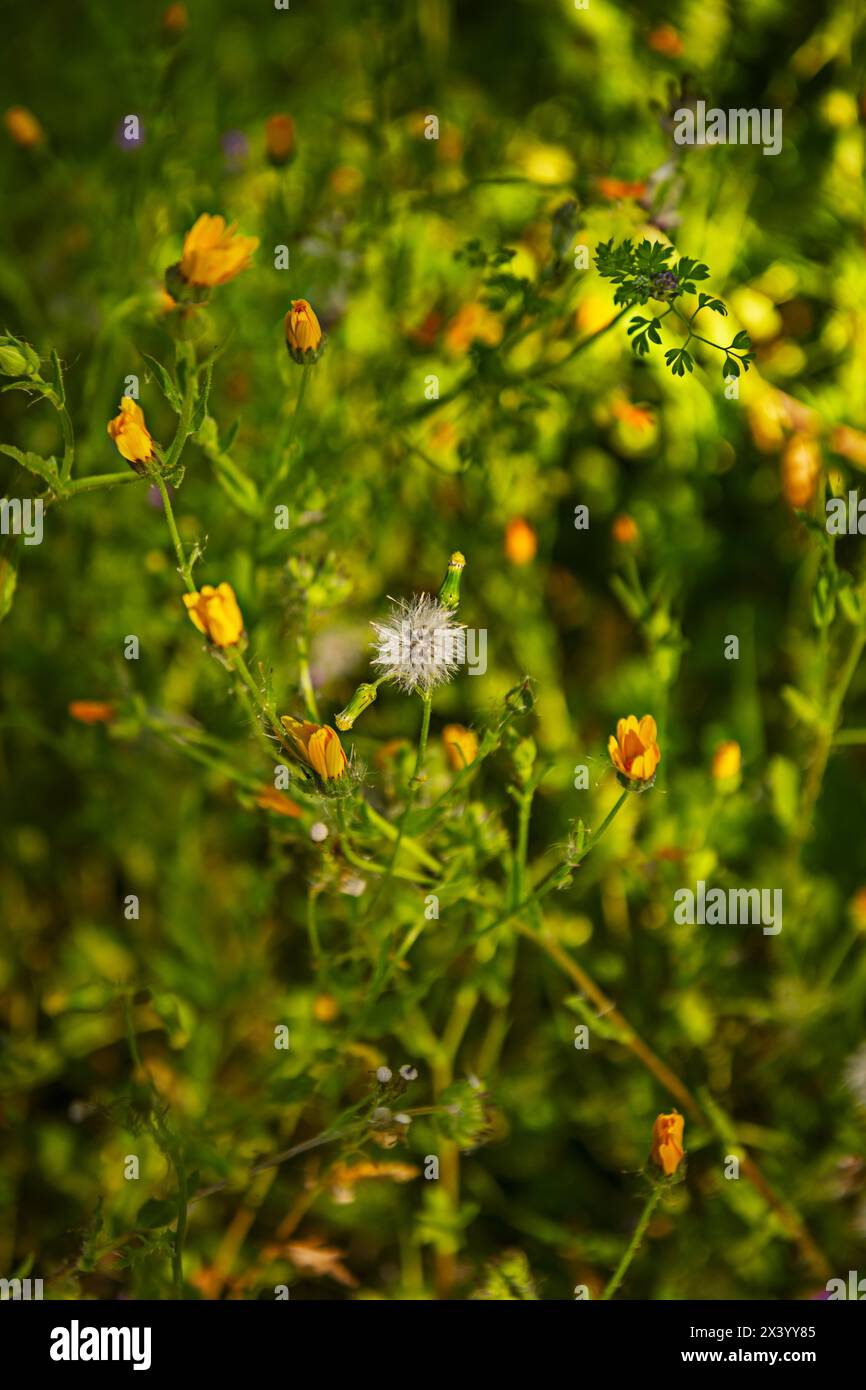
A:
[
  {"left": 711, "top": 740, "right": 741, "bottom": 784},
  {"left": 107, "top": 397, "right": 155, "bottom": 471},
  {"left": 650, "top": 1111, "right": 685, "bottom": 1177},
  {"left": 183, "top": 583, "right": 244, "bottom": 647},
  {"left": 313, "top": 993, "right": 340, "bottom": 1023},
  {"left": 169, "top": 214, "right": 258, "bottom": 299},
  {"left": 608, "top": 715, "right": 660, "bottom": 787},
  {"left": 265, "top": 113, "right": 295, "bottom": 166},
  {"left": 442, "top": 724, "right": 478, "bottom": 771},
  {"left": 504, "top": 517, "right": 537, "bottom": 565},
  {"left": 4, "top": 106, "right": 44, "bottom": 148},
  {"left": 285, "top": 298, "right": 325, "bottom": 364},
  {"left": 280, "top": 715, "right": 347, "bottom": 781}
]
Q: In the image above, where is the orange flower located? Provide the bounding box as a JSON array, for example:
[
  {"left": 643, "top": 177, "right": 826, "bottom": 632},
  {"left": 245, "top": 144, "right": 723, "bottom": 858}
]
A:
[
  {"left": 285, "top": 298, "right": 325, "bottom": 364},
  {"left": 650, "top": 1111, "right": 685, "bottom": 1177},
  {"left": 69, "top": 700, "right": 115, "bottom": 725},
  {"left": 4, "top": 106, "right": 44, "bottom": 148},
  {"left": 442, "top": 724, "right": 478, "bottom": 771},
  {"left": 780, "top": 434, "right": 821, "bottom": 510},
  {"left": 281, "top": 715, "right": 347, "bottom": 781},
  {"left": 445, "top": 302, "right": 503, "bottom": 354},
  {"left": 183, "top": 583, "right": 244, "bottom": 647},
  {"left": 648, "top": 25, "right": 684, "bottom": 57},
  {"left": 612, "top": 398, "right": 654, "bottom": 433},
  {"left": 504, "top": 517, "right": 537, "bottom": 565},
  {"left": 162, "top": 3, "right": 188, "bottom": 34},
  {"left": 608, "top": 715, "right": 660, "bottom": 787},
  {"left": 177, "top": 213, "right": 258, "bottom": 290},
  {"left": 107, "top": 397, "right": 155, "bottom": 471},
  {"left": 255, "top": 785, "right": 302, "bottom": 817},
  {"left": 611, "top": 513, "right": 639, "bottom": 545},
  {"left": 596, "top": 177, "right": 647, "bottom": 200},
  {"left": 266, "top": 114, "right": 295, "bottom": 166}
]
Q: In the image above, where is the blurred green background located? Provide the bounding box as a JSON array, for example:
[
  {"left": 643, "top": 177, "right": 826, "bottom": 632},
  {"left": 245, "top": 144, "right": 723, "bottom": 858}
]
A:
[{"left": 2, "top": 0, "right": 866, "bottom": 1300}]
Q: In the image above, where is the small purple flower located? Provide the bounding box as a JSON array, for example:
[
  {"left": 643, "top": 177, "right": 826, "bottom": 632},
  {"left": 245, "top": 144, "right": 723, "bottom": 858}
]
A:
[
  {"left": 221, "top": 130, "right": 249, "bottom": 173},
  {"left": 148, "top": 483, "right": 173, "bottom": 511}
]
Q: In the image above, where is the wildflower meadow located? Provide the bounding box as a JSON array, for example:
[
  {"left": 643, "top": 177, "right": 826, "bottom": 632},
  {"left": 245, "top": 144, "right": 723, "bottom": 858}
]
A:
[{"left": 2, "top": 0, "right": 866, "bottom": 1333}]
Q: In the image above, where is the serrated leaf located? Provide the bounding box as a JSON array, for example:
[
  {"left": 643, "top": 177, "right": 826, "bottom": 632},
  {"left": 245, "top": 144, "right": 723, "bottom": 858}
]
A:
[
  {"left": 141, "top": 353, "right": 182, "bottom": 413},
  {"left": 0, "top": 443, "right": 59, "bottom": 484}
]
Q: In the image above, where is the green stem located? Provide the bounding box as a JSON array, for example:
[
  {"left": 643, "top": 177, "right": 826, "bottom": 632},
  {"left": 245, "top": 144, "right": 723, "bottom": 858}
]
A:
[
  {"left": 600, "top": 1186, "right": 663, "bottom": 1301},
  {"left": 477, "top": 788, "right": 630, "bottom": 939},
  {"left": 171, "top": 1143, "right": 188, "bottom": 1299},
  {"left": 152, "top": 469, "right": 195, "bottom": 593},
  {"left": 63, "top": 471, "right": 142, "bottom": 496}
]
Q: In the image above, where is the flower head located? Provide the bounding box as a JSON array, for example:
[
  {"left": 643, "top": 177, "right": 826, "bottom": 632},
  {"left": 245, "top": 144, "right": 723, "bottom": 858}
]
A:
[
  {"left": 183, "top": 583, "right": 244, "bottom": 647},
  {"left": 266, "top": 113, "right": 295, "bottom": 166},
  {"left": 107, "top": 397, "right": 155, "bottom": 471},
  {"left": 280, "top": 716, "right": 347, "bottom": 781},
  {"left": 166, "top": 214, "right": 258, "bottom": 301},
  {"left": 285, "top": 298, "right": 325, "bottom": 364},
  {"left": 711, "top": 740, "right": 741, "bottom": 784},
  {"left": 611, "top": 513, "right": 639, "bottom": 545},
  {"left": 4, "top": 106, "right": 43, "bottom": 148},
  {"left": 442, "top": 724, "right": 478, "bottom": 771},
  {"left": 371, "top": 594, "right": 465, "bottom": 694},
  {"left": 650, "top": 1111, "right": 685, "bottom": 1177},
  {"left": 504, "top": 518, "right": 537, "bottom": 566},
  {"left": 608, "top": 715, "right": 660, "bottom": 789},
  {"left": 69, "top": 701, "right": 115, "bottom": 725}
]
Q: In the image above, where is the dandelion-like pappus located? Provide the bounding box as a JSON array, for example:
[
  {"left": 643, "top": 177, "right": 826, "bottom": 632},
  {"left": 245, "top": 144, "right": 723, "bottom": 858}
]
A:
[{"left": 371, "top": 593, "right": 466, "bottom": 694}]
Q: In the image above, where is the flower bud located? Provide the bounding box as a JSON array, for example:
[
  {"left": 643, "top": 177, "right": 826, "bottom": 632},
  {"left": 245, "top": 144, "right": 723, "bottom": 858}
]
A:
[
  {"left": 649, "top": 1111, "right": 685, "bottom": 1177},
  {"left": 437, "top": 550, "right": 465, "bottom": 611},
  {"left": 335, "top": 681, "right": 379, "bottom": 731},
  {"left": 285, "top": 298, "right": 325, "bottom": 364},
  {"left": 0, "top": 344, "right": 29, "bottom": 377},
  {"left": 183, "top": 582, "right": 245, "bottom": 647},
  {"left": 107, "top": 397, "right": 156, "bottom": 473}
]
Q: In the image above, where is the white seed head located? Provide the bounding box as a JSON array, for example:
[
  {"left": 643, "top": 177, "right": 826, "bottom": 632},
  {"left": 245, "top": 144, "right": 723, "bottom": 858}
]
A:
[{"left": 370, "top": 594, "right": 465, "bottom": 693}]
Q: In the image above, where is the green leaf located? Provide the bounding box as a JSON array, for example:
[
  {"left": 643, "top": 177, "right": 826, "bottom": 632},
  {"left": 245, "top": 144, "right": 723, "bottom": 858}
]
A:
[
  {"left": 781, "top": 686, "right": 824, "bottom": 731},
  {"left": 141, "top": 353, "right": 182, "bottom": 413},
  {"left": 136, "top": 1196, "right": 177, "bottom": 1230},
  {"left": 49, "top": 348, "right": 65, "bottom": 406},
  {"left": 190, "top": 364, "right": 212, "bottom": 435},
  {"left": 0, "top": 551, "right": 18, "bottom": 623},
  {"left": 0, "top": 443, "right": 59, "bottom": 484}
]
